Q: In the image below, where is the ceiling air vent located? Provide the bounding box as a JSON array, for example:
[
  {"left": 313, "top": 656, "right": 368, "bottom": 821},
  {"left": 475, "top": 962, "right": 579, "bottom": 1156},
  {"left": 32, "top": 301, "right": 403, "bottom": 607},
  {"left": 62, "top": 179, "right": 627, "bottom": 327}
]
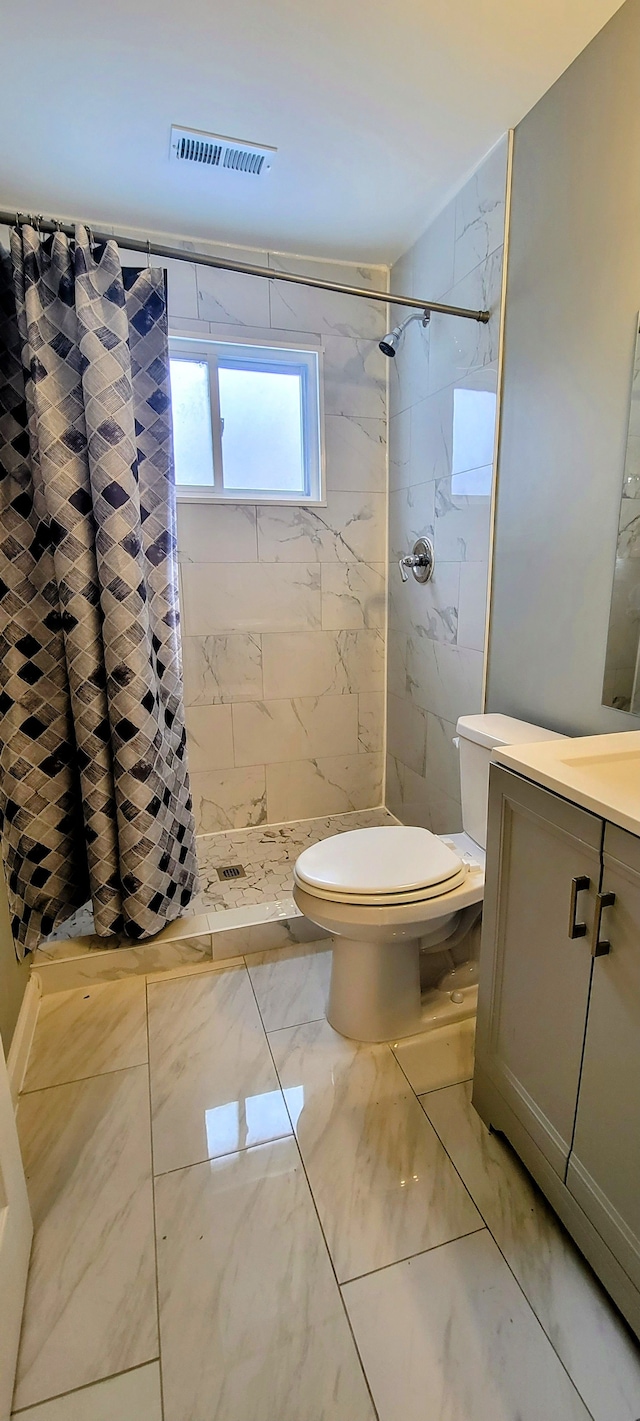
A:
[{"left": 169, "top": 126, "right": 276, "bottom": 177}]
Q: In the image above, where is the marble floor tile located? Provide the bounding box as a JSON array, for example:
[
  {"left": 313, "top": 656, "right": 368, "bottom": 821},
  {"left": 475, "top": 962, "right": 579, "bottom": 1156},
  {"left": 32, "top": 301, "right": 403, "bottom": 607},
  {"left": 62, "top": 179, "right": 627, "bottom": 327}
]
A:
[
  {"left": 421, "top": 1082, "right": 640, "bottom": 1421},
  {"left": 392, "top": 1019, "right": 476, "bottom": 1094},
  {"left": 22, "top": 978, "right": 148, "bottom": 1091},
  {"left": 269, "top": 1018, "right": 481, "bottom": 1281},
  {"left": 155, "top": 1138, "right": 376, "bottom": 1421},
  {"left": 343, "top": 1229, "right": 591, "bottom": 1421},
  {"left": 14, "top": 1067, "right": 157, "bottom": 1412},
  {"left": 147, "top": 967, "right": 291, "bottom": 1175},
  {"left": 247, "top": 942, "right": 332, "bottom": 1032},
  {"left": 12, "top": 1363, "right": 163, "bottom": 1421}
]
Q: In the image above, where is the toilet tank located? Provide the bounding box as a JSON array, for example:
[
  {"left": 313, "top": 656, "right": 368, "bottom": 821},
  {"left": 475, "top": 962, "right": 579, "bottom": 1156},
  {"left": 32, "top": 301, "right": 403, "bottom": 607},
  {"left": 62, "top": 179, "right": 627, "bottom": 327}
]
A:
[{"left": 456, "top": 713, "right": 567, "bottom": 850}]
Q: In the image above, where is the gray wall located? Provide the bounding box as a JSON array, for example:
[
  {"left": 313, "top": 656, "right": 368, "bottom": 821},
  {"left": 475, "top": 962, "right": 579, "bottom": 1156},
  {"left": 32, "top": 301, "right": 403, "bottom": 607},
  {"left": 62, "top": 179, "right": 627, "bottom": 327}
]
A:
[
  {"left": 0, "top": 866, "right": 29, "bottom": 1053},
  {"left": 486, "top": 0, "right": 640, "bottom": 735}
]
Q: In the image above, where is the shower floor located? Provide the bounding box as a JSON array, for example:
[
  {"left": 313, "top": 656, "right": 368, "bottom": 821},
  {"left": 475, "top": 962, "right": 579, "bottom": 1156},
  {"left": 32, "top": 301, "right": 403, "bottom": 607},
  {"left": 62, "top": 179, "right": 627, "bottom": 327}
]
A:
[{"left": 42, "top": 806, "right": 397, "bottom": 948}]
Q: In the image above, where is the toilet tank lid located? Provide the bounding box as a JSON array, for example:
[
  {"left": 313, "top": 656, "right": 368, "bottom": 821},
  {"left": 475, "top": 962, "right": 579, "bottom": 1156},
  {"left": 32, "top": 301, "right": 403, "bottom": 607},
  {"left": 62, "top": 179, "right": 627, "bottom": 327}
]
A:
[{"left": 456, "top": 713, "right": 567, "bottom": 751}]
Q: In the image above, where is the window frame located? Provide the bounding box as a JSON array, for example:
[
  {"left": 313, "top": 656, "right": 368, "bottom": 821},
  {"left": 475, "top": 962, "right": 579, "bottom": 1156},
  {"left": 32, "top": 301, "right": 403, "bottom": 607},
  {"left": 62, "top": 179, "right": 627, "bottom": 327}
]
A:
[{"left": 168, "top": 329, "right": 326, "bottom": 505}]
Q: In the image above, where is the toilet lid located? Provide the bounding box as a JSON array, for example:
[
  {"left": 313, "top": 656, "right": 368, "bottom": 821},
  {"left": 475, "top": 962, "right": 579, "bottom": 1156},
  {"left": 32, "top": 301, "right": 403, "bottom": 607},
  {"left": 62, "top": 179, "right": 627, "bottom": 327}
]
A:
[{"left": 294, "top": 826, "right": 464, "bottom": 900}]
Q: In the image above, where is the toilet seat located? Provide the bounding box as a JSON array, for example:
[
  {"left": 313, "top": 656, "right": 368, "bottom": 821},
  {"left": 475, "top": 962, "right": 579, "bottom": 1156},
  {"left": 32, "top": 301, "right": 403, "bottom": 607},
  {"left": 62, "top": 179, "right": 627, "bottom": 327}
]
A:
[{"left": 294, "top": 826, "right": 468, "bottom": 907}]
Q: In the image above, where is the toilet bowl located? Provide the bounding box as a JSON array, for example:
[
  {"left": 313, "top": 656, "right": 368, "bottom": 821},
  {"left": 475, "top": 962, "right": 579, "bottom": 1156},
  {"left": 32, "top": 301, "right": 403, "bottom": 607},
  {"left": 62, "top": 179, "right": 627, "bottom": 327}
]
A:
[{"left": 293, "top": 712, "right": 567, "bottom": 1043}]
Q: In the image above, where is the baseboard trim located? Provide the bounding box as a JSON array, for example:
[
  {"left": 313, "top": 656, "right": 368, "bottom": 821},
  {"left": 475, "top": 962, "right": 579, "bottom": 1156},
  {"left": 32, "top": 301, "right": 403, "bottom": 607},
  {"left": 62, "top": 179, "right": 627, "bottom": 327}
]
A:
[{"left": 7, "top": 972, "right": 41, "bottom": 1105}]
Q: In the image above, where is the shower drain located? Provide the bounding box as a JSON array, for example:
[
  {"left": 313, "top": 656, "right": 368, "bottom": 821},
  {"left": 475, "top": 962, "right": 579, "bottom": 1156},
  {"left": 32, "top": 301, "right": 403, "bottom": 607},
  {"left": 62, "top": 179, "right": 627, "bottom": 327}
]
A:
[{"left": 216, "top": 864, "right": 246, "bottom": 881}]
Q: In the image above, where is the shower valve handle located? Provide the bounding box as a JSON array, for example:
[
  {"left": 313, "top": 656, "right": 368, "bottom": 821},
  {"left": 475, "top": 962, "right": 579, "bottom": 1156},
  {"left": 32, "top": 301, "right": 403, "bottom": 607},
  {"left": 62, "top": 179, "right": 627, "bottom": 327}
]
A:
[{"left": 398, "top": 538, "right": 434, "bottom": 585}]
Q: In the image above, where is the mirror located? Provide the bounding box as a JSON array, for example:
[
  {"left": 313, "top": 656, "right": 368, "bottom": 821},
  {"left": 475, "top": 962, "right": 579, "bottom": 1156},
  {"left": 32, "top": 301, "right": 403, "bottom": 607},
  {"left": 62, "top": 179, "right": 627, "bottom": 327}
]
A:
[{"left": 602, "top": 319, "right": 640, "bottom": 712}]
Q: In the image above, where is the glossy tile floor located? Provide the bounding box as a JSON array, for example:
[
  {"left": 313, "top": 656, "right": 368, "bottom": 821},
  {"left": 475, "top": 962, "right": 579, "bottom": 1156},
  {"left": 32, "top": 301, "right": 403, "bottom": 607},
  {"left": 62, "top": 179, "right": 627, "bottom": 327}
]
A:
[{"left": 12, "top": 946, "right": 640, "bottom": 1421}]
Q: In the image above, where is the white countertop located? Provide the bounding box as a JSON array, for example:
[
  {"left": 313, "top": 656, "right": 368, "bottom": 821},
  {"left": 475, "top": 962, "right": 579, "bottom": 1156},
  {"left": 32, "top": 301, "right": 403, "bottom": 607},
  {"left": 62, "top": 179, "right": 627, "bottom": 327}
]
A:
[{"left": 492, "top": 730, "right": 640, "bottom": 837}]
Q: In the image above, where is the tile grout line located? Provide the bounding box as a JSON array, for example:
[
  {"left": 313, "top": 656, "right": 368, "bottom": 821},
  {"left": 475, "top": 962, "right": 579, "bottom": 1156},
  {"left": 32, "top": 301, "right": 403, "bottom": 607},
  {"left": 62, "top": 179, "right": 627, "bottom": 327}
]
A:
[
  {"left": 418, "top": 1084, "right": 598, "bottom": 1421},
  {"left": 144, "top": 977, "right": 167, "bottom": 1421},
  {"left": 244, "top": 964, "right": 381, "bottom": 1421},
  {"left": 19, "top": 1056, "right": 150, "bottom": 1097},
  {"left": 9, "top": 1360, "right": 162, "bottom": 1415},
  {"left": 339, "top": 1223, "right": 487, "bottom": 1289}
]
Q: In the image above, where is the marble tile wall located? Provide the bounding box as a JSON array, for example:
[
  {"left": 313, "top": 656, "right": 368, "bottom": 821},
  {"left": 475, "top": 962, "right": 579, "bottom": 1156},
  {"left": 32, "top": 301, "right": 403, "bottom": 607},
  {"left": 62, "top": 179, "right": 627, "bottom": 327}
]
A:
[
  {"left": 385, "top": 139, "right": 508, "bottom": 831},
  {"left": 158, "top": 241, "right": 388, "bottom": 830}
]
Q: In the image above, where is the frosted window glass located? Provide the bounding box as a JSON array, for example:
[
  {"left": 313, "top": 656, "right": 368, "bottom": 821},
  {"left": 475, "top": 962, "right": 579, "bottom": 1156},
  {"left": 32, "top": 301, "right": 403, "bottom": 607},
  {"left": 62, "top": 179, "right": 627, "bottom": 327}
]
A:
[
  {"left": 451, "top": 387, "right": 496, "bottom": 496},
  {"left": 169, "top": 358, "right": 215, "bottom": 486},
  {"left": 218, "top": 365, "right": 305, "bottom": 492}
]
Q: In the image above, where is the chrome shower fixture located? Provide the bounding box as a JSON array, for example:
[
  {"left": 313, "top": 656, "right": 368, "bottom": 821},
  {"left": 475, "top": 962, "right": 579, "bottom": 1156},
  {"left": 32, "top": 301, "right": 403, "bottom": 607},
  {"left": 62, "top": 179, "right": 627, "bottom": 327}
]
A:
[{"left": 379, "top": 308, "right": 430, "bottom": 358}]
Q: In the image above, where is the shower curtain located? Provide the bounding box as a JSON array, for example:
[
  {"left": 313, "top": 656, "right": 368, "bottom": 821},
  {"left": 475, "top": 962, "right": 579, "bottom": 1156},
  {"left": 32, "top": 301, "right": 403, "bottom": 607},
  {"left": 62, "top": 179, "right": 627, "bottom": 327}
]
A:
[{"left": 0, "top": 223, "right": 199, "bottom": 954}]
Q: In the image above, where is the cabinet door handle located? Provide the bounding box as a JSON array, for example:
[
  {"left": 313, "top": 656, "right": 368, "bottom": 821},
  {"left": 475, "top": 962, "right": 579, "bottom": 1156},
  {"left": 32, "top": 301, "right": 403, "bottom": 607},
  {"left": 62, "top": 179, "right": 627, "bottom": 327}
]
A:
[
  {"left": 568, "top": 875, "right": 590, "bottom": 938},
  {"left": 592, "top": 891, "right": 615, "bottom": 957}
]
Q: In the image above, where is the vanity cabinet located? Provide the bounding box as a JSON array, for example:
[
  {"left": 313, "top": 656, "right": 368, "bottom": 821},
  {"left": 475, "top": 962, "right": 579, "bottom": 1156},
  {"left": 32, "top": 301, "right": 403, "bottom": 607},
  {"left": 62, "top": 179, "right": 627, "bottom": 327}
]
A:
[{"left": 474, "top": 763, "right": 640, "bottom": 1337}]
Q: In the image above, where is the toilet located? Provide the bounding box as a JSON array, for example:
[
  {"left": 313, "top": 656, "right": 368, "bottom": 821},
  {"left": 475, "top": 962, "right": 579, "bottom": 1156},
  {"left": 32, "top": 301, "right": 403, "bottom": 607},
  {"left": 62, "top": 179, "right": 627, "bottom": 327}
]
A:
[{"left": 293, "top": 713, "right": 566, "bottom": 1042}]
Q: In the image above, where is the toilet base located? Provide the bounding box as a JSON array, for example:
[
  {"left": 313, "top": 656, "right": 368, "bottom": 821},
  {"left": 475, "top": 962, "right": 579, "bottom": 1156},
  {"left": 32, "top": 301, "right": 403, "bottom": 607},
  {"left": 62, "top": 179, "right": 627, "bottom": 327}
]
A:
[{"left": 327, "top": 935, "right": 422, "bottom": 1043}]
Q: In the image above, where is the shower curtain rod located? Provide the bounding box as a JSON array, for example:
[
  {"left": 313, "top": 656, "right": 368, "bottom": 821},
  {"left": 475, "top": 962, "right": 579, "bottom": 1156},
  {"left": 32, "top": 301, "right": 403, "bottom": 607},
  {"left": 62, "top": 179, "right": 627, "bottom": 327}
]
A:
[{"left": 0, "top": 211, "right": 490, "bottom": 324}]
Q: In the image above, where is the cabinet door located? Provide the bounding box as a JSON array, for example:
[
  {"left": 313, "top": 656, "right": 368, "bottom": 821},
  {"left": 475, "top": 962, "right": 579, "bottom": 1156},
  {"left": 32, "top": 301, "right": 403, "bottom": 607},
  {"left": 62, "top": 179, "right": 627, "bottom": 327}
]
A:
[
  {"left": 567, "top": 824, "right": 640, "bottom": 1290},
  {"left": 475, "top": 764, "right": 602, "bottom": 1177}
]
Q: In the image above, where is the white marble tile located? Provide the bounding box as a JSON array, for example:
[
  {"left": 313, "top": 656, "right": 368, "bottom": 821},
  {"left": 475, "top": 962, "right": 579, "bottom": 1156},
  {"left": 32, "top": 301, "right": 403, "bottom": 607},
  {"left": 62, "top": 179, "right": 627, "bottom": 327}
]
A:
[
  {"left": 268, "top": 254, "right": 384, "bottom": 339},
  {"left": 425, "top": 712, "right": 462, "bottom": 802},
  {"left": 387, "top": 630, "right": 408, "bottom": 698},
  {"left": 434, "top": 479, "right": 491, "bottom": 562},
  {"left": 386, "top": 692, "right": 427, "bottom": 776},
  {"left": 454, "top": 137, "right": 508, "bottom": 286},
  {"left": 196, "top": 254, "right": 271, "bottom": 326},
  {"left": 145, "top": 954, "right": 244, "bottom": 983},
  {"left": 34, "top": 931, "right": 213, "bottom": 992},
  {"left": 185, "top": 702, "right": 235, "bottom": 773},
  {"left": 410, "top": 384, "right": 454, "bottom": 484},
  {"left": 389, "top": 554, "right": 460, "bottom": 645},
  {"left": 190, "top": 766, "right": 267, "bottom": 833},
  {"left": 358, "top": 691, "right": 384, "bottom": 754},
  {"left": 12, "top": 1364, "right": 163, "bottom": 1421},
  {"left": 256, "top": 491, "right": 386, "bottom": 564},
  {"left": 321, "top": 562, "right": 386, "bottom": 630},
  {"left": 14, "top": 1067, "right": 157, "bottom": 1411},
  {"left": 269, "top": 1018, "right": 481, "bottom": 1281},
  {"left": 262, "top": 629, "right": 384, "bottom": 699},
  {"left": 343, "top": 1229, "right": 591, "bottom": 1421},
  {"left": 427, "top": 246, "right": 503, "bottom": 398},
  {"left": 232, "top": 694, "right": 359, "bottom": 766},
  {"left": 176, "top": 501, "right": 258, "bottom": 564},
  {"left": 388, "top": 481, "right": 435, "bottom": 562},
  {"left": 423, "top": 781, "right": 462, "bottom": 835},
  {"left": 406, "top": 636, "right": 483, "bottom": 723},
  {"left": 388, "top": 314, "right": 431, "bottom": 414},
  {"left": 148, "top": 967, "right": 291, "bottom": 1174},
  {"left": 411, "top": 200, "right": 457, "bottom": 302},
  {"left": 388, "top": 406, "right": 412, "bottom": 491},
  {"left": 164, "top": 254, "right": 199, "bottom": 318},
  {"left": 457, "top": 559, "right": 489, "bottom": 651},
  {"left": 421, "top": 1082, "right": 640, "bottom": 1421},
  {"left": 248, "top": 942, "right": 331, "bottom": 1032},
  {"left": 182, "top": 632, "right": 263, "bottom": 705},
  {"left": 155, "top": 1138, "right": 375, "bottom": 1421},
  {"left": 180, "top": 561, "right": 322, "bottom": 635},
  {"left": 393, "top": 1019, "right": 475, "bottom": 1093},
  {"left": 23, "top": 978, "right": 148, "bottom": 1090},
  {"left": 324, "top": 415, "right": 386, "bottom": 493},
  {"left": 266, "top": 753, "right": 382, "bottom": 822},
  {"left": 323, "top": 334, "right": 386, "bottom": 419}
]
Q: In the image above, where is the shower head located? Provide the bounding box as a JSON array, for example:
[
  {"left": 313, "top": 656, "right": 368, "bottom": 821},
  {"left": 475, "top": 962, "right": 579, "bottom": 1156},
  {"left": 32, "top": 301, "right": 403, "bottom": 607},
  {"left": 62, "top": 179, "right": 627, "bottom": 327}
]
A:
[
  {"left": 379, "top": 325, "right": 403, "bottom": 358},
  {"left": 379, "top": 309, "right": 430, "bottom": 358}
]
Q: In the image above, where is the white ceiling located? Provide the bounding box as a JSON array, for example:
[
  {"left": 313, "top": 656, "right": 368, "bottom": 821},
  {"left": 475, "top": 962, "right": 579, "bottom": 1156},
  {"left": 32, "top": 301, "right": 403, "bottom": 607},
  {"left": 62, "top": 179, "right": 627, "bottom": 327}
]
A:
[{"left": 0, "top": 0, "right": 625, "bottom": 263}]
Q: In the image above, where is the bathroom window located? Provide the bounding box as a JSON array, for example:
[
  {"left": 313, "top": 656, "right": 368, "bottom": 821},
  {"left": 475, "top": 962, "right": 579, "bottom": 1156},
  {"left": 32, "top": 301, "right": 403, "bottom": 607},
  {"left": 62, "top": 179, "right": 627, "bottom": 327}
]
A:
[{"left": 168, "top": 334, "right": 324, "bottom": 503}]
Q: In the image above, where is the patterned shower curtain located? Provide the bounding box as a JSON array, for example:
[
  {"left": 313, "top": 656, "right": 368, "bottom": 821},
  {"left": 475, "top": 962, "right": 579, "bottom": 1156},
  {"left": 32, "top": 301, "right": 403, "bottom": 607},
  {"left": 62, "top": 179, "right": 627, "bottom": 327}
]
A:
[{"left": 0, "top": 223, "right": 199, "bottom": 954}]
